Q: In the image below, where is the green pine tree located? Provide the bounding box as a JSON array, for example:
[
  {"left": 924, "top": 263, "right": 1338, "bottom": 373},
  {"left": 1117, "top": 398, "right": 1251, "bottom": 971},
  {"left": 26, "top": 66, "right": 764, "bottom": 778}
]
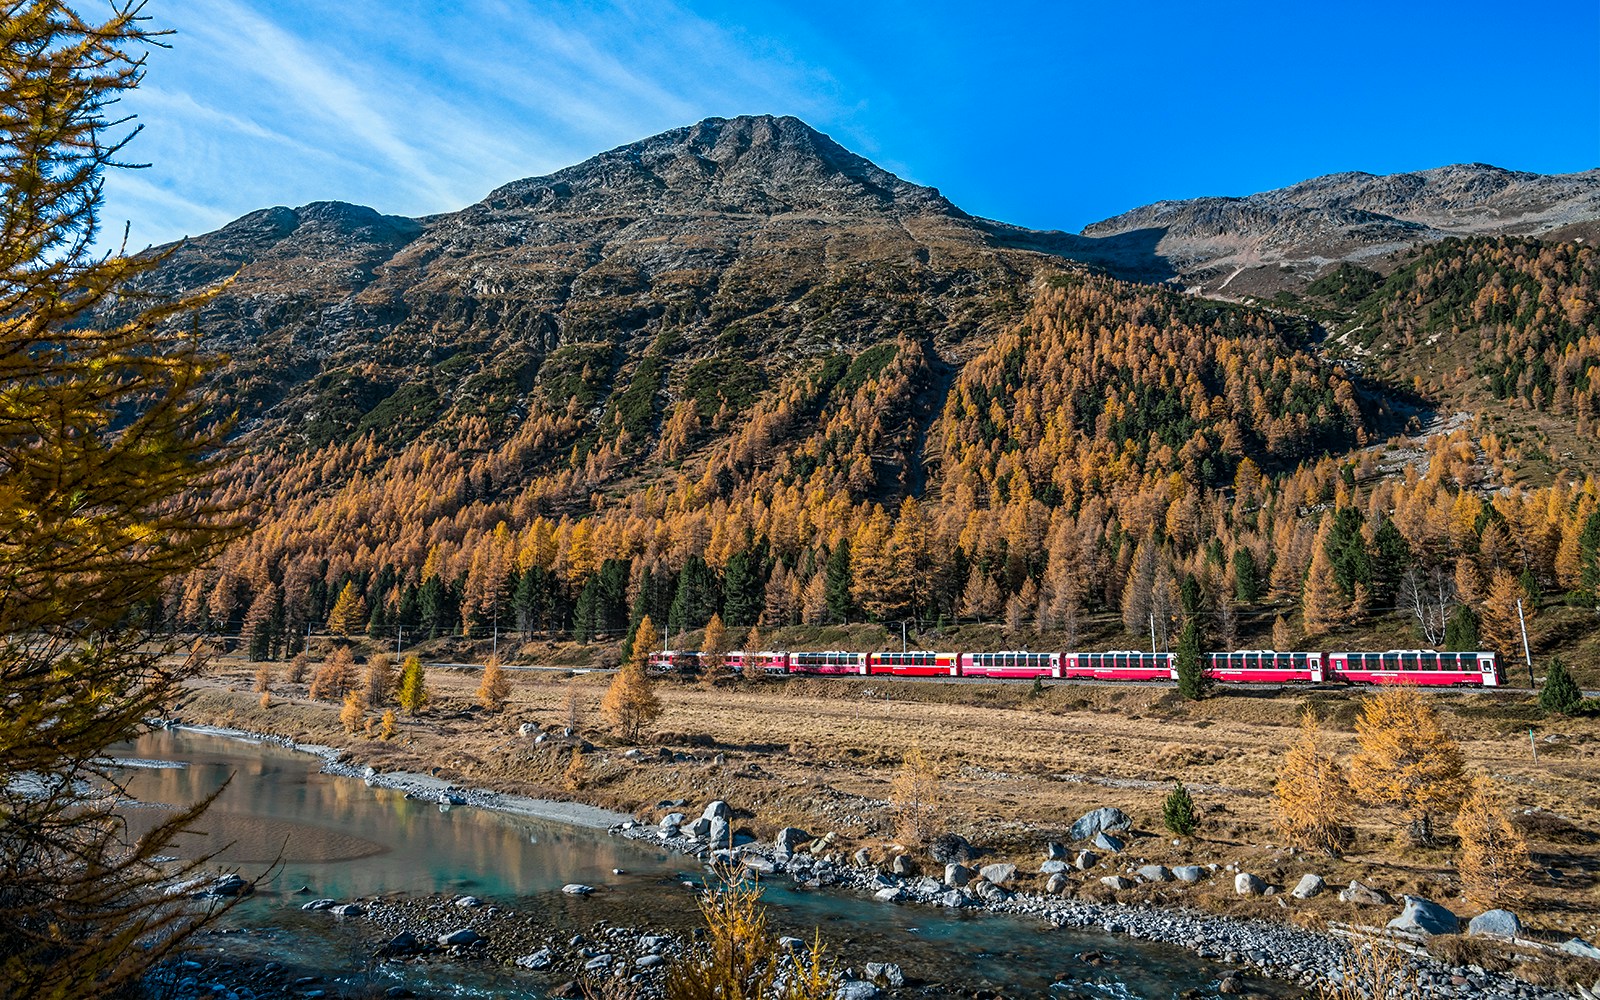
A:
[
  {"left": 1175, "top": 617, "right": 1210, "bottom": 700},
  {"left": 1163, "top": 781, "right": 1197, "bottom": 836},
  {"left": 1539, "top": 658, "right": 1583, "bottom": 716}
]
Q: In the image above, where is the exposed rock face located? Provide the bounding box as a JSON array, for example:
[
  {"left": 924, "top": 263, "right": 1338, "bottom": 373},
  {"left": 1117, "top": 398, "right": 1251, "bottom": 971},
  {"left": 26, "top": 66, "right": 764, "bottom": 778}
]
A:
[
  {"left": 1070, "top": 807, "right": 1132, "bottom": 841},
  {"left": 1467, "top": 909, "right": 1522, "bottom": 938},
  {"left": 1387, "top": 895, "right": 1459, "bottom": 936},
  {"left": 1080, "top": 163, "right": 1600, "bottom": 297}
]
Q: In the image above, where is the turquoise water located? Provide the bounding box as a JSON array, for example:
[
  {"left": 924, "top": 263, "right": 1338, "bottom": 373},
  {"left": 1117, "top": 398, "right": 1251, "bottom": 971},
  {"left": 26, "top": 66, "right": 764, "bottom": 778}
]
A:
[{"left": 115, "top": 730, "right": 1290, "bottom": 998}]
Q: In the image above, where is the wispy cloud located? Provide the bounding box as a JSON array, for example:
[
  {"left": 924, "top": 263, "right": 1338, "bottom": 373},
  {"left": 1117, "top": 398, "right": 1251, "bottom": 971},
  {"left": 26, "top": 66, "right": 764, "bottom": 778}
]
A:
[{"left": 99, "top": 0, "right": 845, "bottom": 249}]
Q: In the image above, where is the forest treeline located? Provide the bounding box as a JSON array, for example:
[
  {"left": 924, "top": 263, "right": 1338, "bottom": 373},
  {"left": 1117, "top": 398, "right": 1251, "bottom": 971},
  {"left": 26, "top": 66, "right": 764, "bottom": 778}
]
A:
[{"left": 170, "top": 250, "right": 1600, "bottom": 663}]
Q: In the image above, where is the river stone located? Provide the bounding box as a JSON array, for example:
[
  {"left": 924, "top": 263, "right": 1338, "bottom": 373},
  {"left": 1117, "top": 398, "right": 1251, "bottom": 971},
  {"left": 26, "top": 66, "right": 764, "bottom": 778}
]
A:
[
  {"left": 972, "top": 880, "right": 1010, "bottom": 902},
  {"left": 938, "top": 889, "right": 972, "bottom": 908},
  {"left": 378, "top": 931, "right": 419, "bottom": 957},
  {"left": 330, "top": 903, "right": 365, "bottom": 917},
  {"left": 836, "top": 982, "right": 881, "bottom": 1000},
  {"left": 1041, "top": 860, "right": 1069, "bottom": 875},
  {"left": 301, "top": 898, "right": 337, "bottom": 911},
  {"left": 929, "top": 833, "right": 974, "bottom": 864},
  {"left": 1074, "top": 850, "right": 1099, "bottom": 871},
  {"left": 776, "top": 827, "right": 810, "bottom": 853},
  {"left": 890, "top": 854, "right": 915, "bottom": 876},
  {"left": 562, "top": 884, "right": 595, "bottom": 895},
  {"left": 1070, "top": 807, "right": 1132, "bottom": 841},
  {"left": 1046, "top": 873, "right": 1070, "bottom": 894},
  {"left": 1560, "top": 937, "right": 1600, "bottom": 960},
  {"left": 873, "top": 886, "right": 905, "bottom": 903},
  {"left": 1092, "top": 833, "right": 1124, "bottom": 853},
  {"left": 1172, "top": 865, "right": 1205, "bottom": 883},
  {"left": 853, "top": 848, "right": 873, "bottom": 867},
  {"left": 438, "top": 928, "right": 481, "bottom": 948},
  {"left": 979, "top": 863, "right": 1017, "bottom": 885},
  {"left": 516, "top": 949, "right": 554, "bottom": 970},
  {"left": 864, "top": 962, "right": 905, "bottom": 987},
  {"left": 1100, "top": 875, "right": 1134, "bottom": 890},
  {"left": 944, "top": 863, "right": 972, "bottom": 886},
  {"left": 660, "top": 812, "right": 686, "bottom": 834},
  {"left": 1467, "top": 909, "right": 1522, "bottom": 938},
  {"left": 1235, "top": 872, "right": 1266, "bottom": 896},
  {"left": 1291, "top": 874, "right": 1326, "bottom": 899},
  {"left": 1045, "top": 841, "right": 1068, "bottom": 861},
  {"left": 637, "top": 954, "right": 664, "bottom": 969},
  {"left": 584, "top": 955, "right": 612, "bottom": 972},
  {"left": 708, "top": 816, "right": 731, "bottom": 846},
  {"left": 454, "top": 895, "right": 482, "bottom": 907},
  {"left": 1137, "top": 864, "right": 1173, "bottom": 883},
  {"left": 205, "top": 874, "right": 250, "bottom": 897},
  {"left": 778, "top": 937, "right": 805, "bottom": 952},
  {"left": 702, "top": 800, "right": 730, "bottom": 822},
  {"left": 742, "top": 854, "right": 776, "bottom": 875},
  {"left": 1388, "top": 895, "right": 1459, "bottom": 936},
  {"left": 687, "top": 817, "right": 711, "bottom": 840},
  {"left": 1339, "top": 880, "right": 1392, "bottom": 905}
]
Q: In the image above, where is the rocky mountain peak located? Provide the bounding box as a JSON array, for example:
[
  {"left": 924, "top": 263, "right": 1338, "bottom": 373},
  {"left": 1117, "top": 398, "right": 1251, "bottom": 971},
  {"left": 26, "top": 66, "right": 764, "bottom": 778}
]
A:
[{"left": 476, "top": 114, "right": 959, "bottom": 219}]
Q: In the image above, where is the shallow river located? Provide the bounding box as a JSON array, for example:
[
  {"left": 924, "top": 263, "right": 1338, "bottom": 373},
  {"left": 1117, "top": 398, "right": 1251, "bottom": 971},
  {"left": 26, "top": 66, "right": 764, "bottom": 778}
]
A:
[{"left": 114, "top": 729, "right": 1284, "bottom": 998}]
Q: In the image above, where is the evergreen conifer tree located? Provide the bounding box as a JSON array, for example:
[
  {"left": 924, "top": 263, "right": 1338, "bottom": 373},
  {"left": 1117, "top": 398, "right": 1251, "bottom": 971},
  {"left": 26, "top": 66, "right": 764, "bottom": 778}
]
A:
[
  {"left": 1163, "top": 781, "right": 1197, "bottom": 836},
  {"left": 1538, "top": 658, "right": 1583, "bottom": 716}
]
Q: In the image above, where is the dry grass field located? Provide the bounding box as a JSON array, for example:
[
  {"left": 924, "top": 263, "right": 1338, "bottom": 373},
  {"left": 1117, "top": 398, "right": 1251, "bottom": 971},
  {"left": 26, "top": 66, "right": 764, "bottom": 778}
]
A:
[{"left": 178, "top": 649, "right": 1600, "bottom": 989}]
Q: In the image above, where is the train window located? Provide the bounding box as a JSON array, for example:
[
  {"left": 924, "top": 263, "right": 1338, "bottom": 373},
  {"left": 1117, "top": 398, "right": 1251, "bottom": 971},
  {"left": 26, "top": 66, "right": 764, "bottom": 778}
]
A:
[
  {"left": 1230, "top": 653, "right": 1244, "bottom": 667},
  {"left": 1382, "top": 654, "right": 1400, "bottom": 670},
  {"left": 1293, "top": 653, "right": 1307, "bottom": 667},
  {"left": 1401, "top": 652, "right": 1418, "bottom": 670},
  {"left": 1438, "top": 653, "right": 1457, "bottom": 669}
]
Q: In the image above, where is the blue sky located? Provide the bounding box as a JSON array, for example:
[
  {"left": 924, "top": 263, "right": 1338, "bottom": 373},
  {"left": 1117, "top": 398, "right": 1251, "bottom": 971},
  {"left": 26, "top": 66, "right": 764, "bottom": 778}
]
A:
[{"left": 105, "top": 0, "right": 1600, "bottom": 249}]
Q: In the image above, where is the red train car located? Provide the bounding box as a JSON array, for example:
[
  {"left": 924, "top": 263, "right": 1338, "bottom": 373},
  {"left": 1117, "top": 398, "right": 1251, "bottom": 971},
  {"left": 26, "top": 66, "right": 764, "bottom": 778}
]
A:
[
  {"left": 868, "top": 651, "right": 960, "bottom": 676},
  {"left": 959, "top": 650, "right": 1060, "bottom": 678},
  {"left": 1060, "top": 650, "right": 1175, "bottom": 681},
  {"left": 646, "top": 650, "right": 702, "bottom": 673},
  {"left": 788, "top": 650, "right": 868, "bottom": 675},
  {"left": 1328, "top": 650, "right": 1501, "bottom": 687},
  {"left": 1206, "top": 650, "right": 1323, "bottom": 683}
]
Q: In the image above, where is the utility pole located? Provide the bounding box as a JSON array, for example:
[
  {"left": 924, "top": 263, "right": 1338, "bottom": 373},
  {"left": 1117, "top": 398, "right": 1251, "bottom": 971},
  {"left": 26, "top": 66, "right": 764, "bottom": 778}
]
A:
[
  {"left": 1516, "top": 598, "right": 1534, "bottom": 689},
  {"left": 1149, "top": 613, "right": 1156, "bottom": 655},
  {"left": 396, "top": 624, "right": 402, "bottom": 657},
  {"left": 901, "top": 621, "right": 907, "bottom": 653}
]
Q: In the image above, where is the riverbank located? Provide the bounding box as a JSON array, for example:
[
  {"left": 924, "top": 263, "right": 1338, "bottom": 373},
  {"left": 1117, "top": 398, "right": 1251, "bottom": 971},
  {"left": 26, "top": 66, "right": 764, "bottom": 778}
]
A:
[{"left": 151, "top": 707, "right": 1587, "bottom": 1000}]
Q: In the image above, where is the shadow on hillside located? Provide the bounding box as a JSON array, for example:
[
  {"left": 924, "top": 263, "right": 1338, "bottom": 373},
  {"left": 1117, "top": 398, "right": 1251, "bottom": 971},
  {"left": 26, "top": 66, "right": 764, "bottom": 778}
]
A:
[{"left": 979, "top": 222, "right": 1177, "bottom": 285}]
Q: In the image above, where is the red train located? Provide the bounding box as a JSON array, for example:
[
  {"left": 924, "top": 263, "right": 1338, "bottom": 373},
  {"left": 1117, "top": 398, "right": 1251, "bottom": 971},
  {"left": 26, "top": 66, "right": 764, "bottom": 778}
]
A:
[{"left": 652, "top": 647, "right": 1504, "bottom": 687}]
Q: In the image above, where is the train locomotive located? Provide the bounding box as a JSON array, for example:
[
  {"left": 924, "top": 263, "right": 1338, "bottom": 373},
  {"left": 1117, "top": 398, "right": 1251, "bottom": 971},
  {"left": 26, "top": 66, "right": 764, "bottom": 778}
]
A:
[{"left": 651, "top": 646, "right": 1504, "bottom": 687}]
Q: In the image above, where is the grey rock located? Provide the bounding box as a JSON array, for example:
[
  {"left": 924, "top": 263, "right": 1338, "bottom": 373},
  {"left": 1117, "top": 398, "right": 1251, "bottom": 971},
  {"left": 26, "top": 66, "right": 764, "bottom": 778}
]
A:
[
  {"left": 972, "top": 880, "right": 1010, "bottom": 902},
  {"left": 637, "top": 954, "right": 664, "bottom": 969},
  {"left": 1291, "top": 874, "right": 1326, "bottom": 899},
  {"left": 944, "top": 863, "right": 972, "bottom": 887},
  {"left": 330, "top": 903, "right": 365, "bottom": 917},
  {"left": 454, "top": 895, "right": 482, "bottom": 908},
  {"left": 515, "top": 949, "right": 554, "bottom": 970},
  {"left": 1467, "top": 909, "right": 1522, "bottom": 938},
  {"left": 775, "top": 827, "right": 810, "bottom": 852},
  {"left": 1387, "top": 895, "right": 1459, "bottom": 936},
  {"left": 438, "top": 928, "right": 482, "bottom": 948},
  {"left": 742, "top": 854, "right": 776, "bottom": 875},
  {"left": 929, "top": 833, "right": 973, "bottom": 864},
  {"left": 1070, "top": 807, "right": 1132, "bottom": 841},
  {"left": 702, "top": 800, "right": 730, "bottom": 821},
  {"left": 777, "top": 937, "right": 805, "bottom": 952},
  {"left": 836, "top": 982, "right": 881, "bottom": 1000},
  {"left": 978, "top": 863, "right": 1016, "bottom": 885},
  {"left": 1045, "top": 873, "right": 1070, "bottom": 894},
  {"left": 205, "top": 874, "right": 250, "bottom": 897},
  {"left": 1092, "top": 832, "right": 1124, "bottom": 853},
  {"left": 660, "top": 811, "right": 686, "bottom": 833},
  {"left": 1040, "top": 860, "right": 1069, "bottom": 875},
  {"left": 1100, "top": 875, "right": 1134, "bottom": 890},
  {"left": 853, "top": 848, "right": 873, "bottom": 867},
  {"left": 584, "top": 955, "right": 612, "bottom": 971},
  {"left": 300, "top": 898, "right": 337, "bottom": 911},
  {"left": 708, "top": 816, "right": 730, "bottom": 846},
  {"left": 379, "top": 931, "right": 419, "bottom": 956},
  {"left": 937, "top": 889, "right": 972, "bottom": 908},
  {"left": 1074, "top": 850, "right": 1099, "bottom": 871},
  {"left": 1137, "top": 864, "right": 1172, "bottom": 883},
  {"left": 1560, "top": 937, "right": 1600, "bottom": 960},
  {"left": 518, "top": 723, "right": 538, "bottom": 737},
  {"left": 1234, "top": 872, "right": 1266, "bottom": 896},
  {"left": 562, "top": 883, "right": 595, "bottom": 895},
  {"left": 864, "top": 962, "right": 905, "bottom": 988},
  {"left": 890, "top": 854, "right": 915, "bottom": 876},
  {"left": 873, "top": 886, "right": 905, "bottom": 903},
  {"left": 689, "top": 817, "right": 711, "bottom": 839},
  {"left": 1045, "top": 841, "right": 1068, "bottom": 860},
  {"left": 1339, "top": 880, "right": 1393, "bottom": 905},
  {"left": 1172, "top": 865, "right": 1205, "bottom": 883}
]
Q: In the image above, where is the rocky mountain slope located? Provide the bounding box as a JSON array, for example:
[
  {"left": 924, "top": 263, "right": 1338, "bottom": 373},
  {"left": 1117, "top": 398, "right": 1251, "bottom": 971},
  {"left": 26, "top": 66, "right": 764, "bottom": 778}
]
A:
[{"left": 1078, "top": 163, "right": 1600, "bottom": 298}]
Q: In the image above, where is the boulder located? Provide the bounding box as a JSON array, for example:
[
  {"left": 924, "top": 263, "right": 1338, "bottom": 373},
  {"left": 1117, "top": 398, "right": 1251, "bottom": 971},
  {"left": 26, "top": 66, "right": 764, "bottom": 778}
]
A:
[
  {"left": 378, "top": 931, "right": 419, "bottom": 957},
  {"left": 454, "top": 895, "right": 482, "bottom": 908},
  {"left": 853, "top": 848, "right": 873, "bottom": 867},
  {"left": 1040, "top": 860, "right": 1069, "bottom": 875},
  {"left": 890, "top": 854, "right": 916, "bottom": 876},
  {"left": 205, "top": 874, "right": 250, "bottom": 897},
  {"left": 1171, "top": 865, "right": 1205, "bottom": 883},
  {"left": 1092, "top": 833, "right": 1124, "bottom": 853},
  {"left": 1100, "top": 875, "right": 1134, "bottom": 890},
  {"left": 1560, "top": 937, "right": 1600, "bottom": 960},
  {"left": 1234, "top": 873, "right": 1266, "bottom": 896},
  {"left": 1387, "top": 895, "right": 1459, "bottom": 936},
  {"left": 742, "top": 854, "right": 776, "bottom": 875},
  {"left": 938, "top": 889, "right": 972, "bottom": 908},
  {"left": 660, "top": 812, "right": 686, "bottom": 835},
  {"left": 944, "top": 863, "right": 972, "bottom": 886},
  {"left": 708, "top": 816, "right": 731, "bottom": 846},
  {"left": 1467, "top": 909, "right": 1522, "bottom": 939},
  {"left": 775, "top": 827, "right": 810, "bottom": 853},
  {"left": 702, "top": 800, "right": 730, "bottom": 822},
  {"left": 583, "top": 955, "right": 612, "bottom": 972},
  {"left": 777, "top": 937, "right": 805, "bottom": 952},
  {"left": 873, "top": 886, "right": 905, "bottom": 903},
  {"left": 979, "top": 863, "right": 1017, "bottom": 885},
  {"left": 1291, "top": 874, "right": 1326, "bottom": 900},
  {"left": 864, "top": 962, "right": 905, "bottom": 988},
  {"left": 836, "top": 981, "right": 881, "bottom": 1000},
  {"left": 929, "top": 833, "right": 974, "bottom": 863},
  {"left": 516, "top": 949, "right": 554, "bottom": 970},
  {"left": 330, "top": 903, "right": 365, "bottom": 917},
  {"left": 438, "top": 928, "right": 482, "bottom": 948},
  {"left": 636, "top": 954, "right": 664, "bottom": 969},
  {"left": 300, "top": 898, "right": 337, "bottom": 911},
  {"left": 562, "top": 884, "right": 595, "bottom": 895},
  {"left": 972, "top": 880, "right": 1010, "bottom": 902},
  {"left": 1137, "top": 864, "right": 1172, "bottom": 883},
  {"left": 689, "top": 818, "right": 712, "bottom": 840},
  {"left": 1045, "top": 842, "right": 1068, "bottom": 861},
  {"left": 1045, "top": 873, "right": 1070, "bottom": 894},
  {"left": 1339, "top": 880, "right": 1393, "bottom": 906},
  {"left": 518, "top": 723, "right": 538, "bottom": 737},
  {"left": 1074, "top": 850, "right": 1099, "bottom": 871},
  {"left": 1070, "top": 807, "right": 1132, "bottom": 842}
]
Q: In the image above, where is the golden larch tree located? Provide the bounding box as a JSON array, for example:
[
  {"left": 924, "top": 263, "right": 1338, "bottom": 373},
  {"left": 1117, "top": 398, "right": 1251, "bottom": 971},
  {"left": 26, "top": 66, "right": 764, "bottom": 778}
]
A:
[
  {"left": 364, "top": 655, "right": 393, "bottom": 710},
  {"left": 476, "top": 655, "right": 512, "bottom": 711},
  {"left": 1301, "top": 518, "right": 1346, "bottom": 634},
  {"left": 1480, "top": 568, "right": 1524, "bottom": 657},
  {"left": 1349, "top": 687, "right": 1468, "bottom": 844},
  {"left": 889, "top": 743, "right": 942, "bottom": 846},
  {"left": 601, "top": 615, "right": 662, "bottom": 740},
  {"left": 1274, "top": 710, "right": 1353, "bottom": 856},
  {"left": 1453, "top": 776, "right": 1532, "bottom": 909},
  {"left": 325, "top": 580, "right": 367, "bottom": 636},
  {"left": 397, "top": 654, "right": 429, "bottom": 715},
  {"left": 308, "top": 646, "right": 358, "bottom": 701},
  {"left": 340, "top": 691, "right": 364, "bottom": 734},
  {"left": 700, "top": 612, "right": 729, "bottom": 674}
]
